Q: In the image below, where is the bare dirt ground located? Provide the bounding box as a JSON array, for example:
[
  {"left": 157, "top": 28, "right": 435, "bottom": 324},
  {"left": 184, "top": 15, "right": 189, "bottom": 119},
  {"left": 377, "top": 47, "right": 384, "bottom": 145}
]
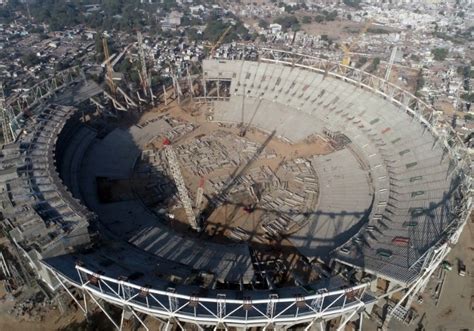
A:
[
  {"left": 132, "top": 101, "right": 331, "bottom": 283},
  {"left": 363, "top": 218, "right": 474, "bottom": 331},
  {"left": 407, "top": 219, "right": 474, "bottom": 331},
  {"left": 0, "top": 296, "right": 85, "bottom": 331},
  {"left": 301, "top": 20, "right": 367, "bottom": 41},
  {"left": 138, "top": 101, "right": 332, "bottom": 240}
]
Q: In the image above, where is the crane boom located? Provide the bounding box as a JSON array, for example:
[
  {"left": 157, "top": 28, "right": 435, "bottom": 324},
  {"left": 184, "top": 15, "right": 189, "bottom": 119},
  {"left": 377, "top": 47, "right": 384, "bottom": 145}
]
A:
[
  {"left": 0, "top": 83, "right": 14, "bottom": 144},
  {"left": 137, "top": 31, "right": 150, "bottom": 96},
  {"left": 163, "top": 139, "right": 199, "bottom": 230},
  {"left": 385, "top": 45, "right": 398, "bottom": 81},
  {"left": 210, "top": 25, "right": 232, "bottom": 59},
  {"left": 195, "top": 177, "right": 205, "bottom": 211},
  {"left": 341, "top": 19, "right": 373, "bottom": 67},
  {"left": 102, "top": 37, "right": 116, "bottom": 94}
]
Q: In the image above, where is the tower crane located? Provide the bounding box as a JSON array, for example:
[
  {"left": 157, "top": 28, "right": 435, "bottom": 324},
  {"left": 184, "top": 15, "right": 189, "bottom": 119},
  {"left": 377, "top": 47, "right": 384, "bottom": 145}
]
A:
[
  {"left": 137, "top": 31, "right": 151, "bottom": 97},
  {"left": 385, "top": 34, "right": 400, "bottom": 81},
  {"left": 341, "top": 19, "right": 373, "bottom": 67},
  {"left": 206, "top": 25, "right": 233, "bottom": 59},
  {"left": 195, "top": 177, "right": 205, "bottom": 212},
  {"left": 163, "top": 138, "right": 200, "bottom": 231},
  {"left": 102, "top": 37, "right": 116, "bottom": 95},
  {"left": 385, "top": 45, "right": 397, "bottom": 81},
  {"left": 0, "top": 83, "right": 14, "bottom": 144}
]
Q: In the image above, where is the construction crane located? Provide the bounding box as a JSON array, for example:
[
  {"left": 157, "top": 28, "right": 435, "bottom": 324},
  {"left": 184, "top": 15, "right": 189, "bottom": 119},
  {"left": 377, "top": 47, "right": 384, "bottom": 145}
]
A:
[
  {"left": 207, "top": 25, "right": 233, "bottom": 59},
  {"left": 195, "top": 177, "right": 205, "bottom": 212},
  {"left": 137, "top": 31, "right": 150, "bottom": 97},
  {"left": 163, "top": 138, "right": 200, "bottom": 231},
  {"left": 240, "top": 97, "right": 263, "bottom": 137},
  {"left": 102, "top": 37, "right": 116, "bottom": 95},
  {"left": 0, "top": 83, "right": 14, "bottom": 144},
  {"left": 385, "top": 45, "right": 398, "bottom": 81},
  {"left": 341, "top": 19, "right": 373, "bottom": 67},
  {"left": 385, "top": 35, "right": 400, "bottom": 81}
]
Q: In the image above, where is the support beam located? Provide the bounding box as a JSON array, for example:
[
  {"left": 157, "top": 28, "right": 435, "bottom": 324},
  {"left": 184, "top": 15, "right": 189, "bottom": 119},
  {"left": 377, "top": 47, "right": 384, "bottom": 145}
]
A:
[
  {"left": 336, "top": 308, "right": 359, "bottom": 331},
  {"left": 50, "top": 269, "right": 87, "bottom": 315},
  {"left": 117, "top": 86, "right": 138, "bottom": 107},
  {"left": 85, "top": 290, "right": 121, "bottom": 330},
  {"left": 103, "top": 90, "right": 127, "bottom": 111},
  {"left": 163, "top": 85, "right": 168, "bottom": 105},
  {"left": 130, "top": 307, "right": 149, "bottom": 331}
]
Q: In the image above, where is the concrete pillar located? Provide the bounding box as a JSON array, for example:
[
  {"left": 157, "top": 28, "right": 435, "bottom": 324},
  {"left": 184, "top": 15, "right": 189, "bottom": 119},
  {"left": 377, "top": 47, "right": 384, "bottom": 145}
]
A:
[
  {"left": 370, "top": 277, "right": 378, "bottom": 292},
  {"left": 387, "top": 280, "right": 399, "bottom": 292}
]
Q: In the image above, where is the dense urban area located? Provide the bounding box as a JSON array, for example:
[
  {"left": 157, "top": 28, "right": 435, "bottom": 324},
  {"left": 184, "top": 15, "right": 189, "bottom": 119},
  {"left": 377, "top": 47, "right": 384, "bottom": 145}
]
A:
[{"left": 0, "top": 0, "right": 472, "bottom": 330}]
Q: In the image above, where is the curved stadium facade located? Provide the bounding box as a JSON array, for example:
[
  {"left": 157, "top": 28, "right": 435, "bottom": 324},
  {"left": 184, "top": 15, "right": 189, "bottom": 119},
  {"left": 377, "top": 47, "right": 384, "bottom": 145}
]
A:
[{"left": 0, "top": 49, "right": 471, "bottom": 330}]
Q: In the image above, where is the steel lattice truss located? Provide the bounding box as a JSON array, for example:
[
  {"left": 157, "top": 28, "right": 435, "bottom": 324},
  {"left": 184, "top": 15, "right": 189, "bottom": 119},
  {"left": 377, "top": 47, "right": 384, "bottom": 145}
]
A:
[
  {"left": 45, "top": 264, "right": 371, "bottom": 330},
  {"left": 256, "top": 48, "right": 469, "bottom": 168},
  {"left": 164, "top": 143, "right": 199, "bottom": 230},
  {"left": 17, "top": 50, "right": 470, "bottom": 329},
  {"left": 1, "top": 66, "right": 84, "bottom": 141}
]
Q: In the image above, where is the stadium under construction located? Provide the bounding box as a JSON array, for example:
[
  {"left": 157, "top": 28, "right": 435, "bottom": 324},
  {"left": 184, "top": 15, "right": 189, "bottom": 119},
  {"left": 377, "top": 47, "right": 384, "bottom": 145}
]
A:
[{"left": 0, "top": 48, "right": 471, "bottom": 330}]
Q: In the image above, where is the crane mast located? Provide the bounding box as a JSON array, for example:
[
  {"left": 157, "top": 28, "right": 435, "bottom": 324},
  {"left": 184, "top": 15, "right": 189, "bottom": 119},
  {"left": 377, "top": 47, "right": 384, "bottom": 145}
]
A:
[
  {"left": 102, "top": 37, "right": 116, "bottom": 95},
  {"left": 385, "top": 35, "right": 399, "bottom": 81},
  {"left": 195, "top": 177, "right": 205, "bottom": 211},
  {"left": 163, "top": 139, "right": 200, "bottom": 231},
  {"left": 137, "top": 31, "right": 150, "bottom": 96},
  {"left": 341, "top": 19, "right": 373, "bottom": 67},
  {"left": 209, "top": 25, "right": 232, "bottom": 59},
  {"left": 0, "top": 83, "right": 14, "bottom": 144}
]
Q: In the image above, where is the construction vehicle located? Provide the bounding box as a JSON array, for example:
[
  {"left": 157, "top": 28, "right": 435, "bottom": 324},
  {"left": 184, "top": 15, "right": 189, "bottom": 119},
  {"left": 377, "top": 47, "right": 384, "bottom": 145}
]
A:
[
  {"left": 458, "top": 260, "right": 466, "bottom": 276},
  {"left": 441, "top": 260, "right": 452, "bottom": 271},
  {"left": 341, "top": 19, "right": 373, "bottom": 67}
]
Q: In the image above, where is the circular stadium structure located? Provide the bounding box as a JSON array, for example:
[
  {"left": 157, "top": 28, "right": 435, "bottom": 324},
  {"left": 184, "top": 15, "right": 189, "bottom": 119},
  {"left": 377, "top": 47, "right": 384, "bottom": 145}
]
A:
[{"left": 0, "top": 48, "right": 471, "bottom": 330}]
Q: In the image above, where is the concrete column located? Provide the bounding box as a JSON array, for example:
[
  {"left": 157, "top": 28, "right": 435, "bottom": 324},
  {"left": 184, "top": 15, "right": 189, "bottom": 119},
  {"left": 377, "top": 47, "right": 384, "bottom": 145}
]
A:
[
  {"left": 387, "top": 280, "right": 399, "bottom": 293},
  {"left": 370, "top": 277, "right": 378, "bottom": 292}
]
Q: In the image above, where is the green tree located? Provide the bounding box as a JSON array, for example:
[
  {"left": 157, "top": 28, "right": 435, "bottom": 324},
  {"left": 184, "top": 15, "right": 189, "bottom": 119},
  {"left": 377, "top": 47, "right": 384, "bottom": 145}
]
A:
[
  {"left": 21, "top": 53, "right": 40, "bottom": 66},
  {"left": 302, "top": 16, "right": 312, "bottom": 24},
  {"left": 314, "top": 15, "right": 325, "bottom": 23},
  {"left": 431, "top": 47, "right": 449, "bottom": 61},
  {"left": 343, "top": 0, "right": 362, "bottom": 9},
  {"left": 258, "top": 19, "right": 269, "bottom": 29},
  {"left": 415, "top": 69, "right": 425, "bottom": 96},
  {"left": 371, "top": 57, "right": 380, "bottom": 71},
  {"left": 356, "top": 56, "right": 367, "bottom": 67},
  {"left": 273, "top": 15, "right": 299, "bottom": 32},
  {"left": 461, "top": 93, "right": 474, "bottom": 102},
  {"left": 325, "top": 10, "right": 337, "bottom": 21}
]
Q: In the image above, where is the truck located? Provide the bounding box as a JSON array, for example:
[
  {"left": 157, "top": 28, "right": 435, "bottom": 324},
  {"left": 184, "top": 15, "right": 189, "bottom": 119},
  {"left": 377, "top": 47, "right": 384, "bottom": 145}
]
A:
[
  {"left": 458, "top": 260, "right": 466, "bottom": 277},
  {"left": 441, "top": 260, "right": 452, "bottom": 271}
]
